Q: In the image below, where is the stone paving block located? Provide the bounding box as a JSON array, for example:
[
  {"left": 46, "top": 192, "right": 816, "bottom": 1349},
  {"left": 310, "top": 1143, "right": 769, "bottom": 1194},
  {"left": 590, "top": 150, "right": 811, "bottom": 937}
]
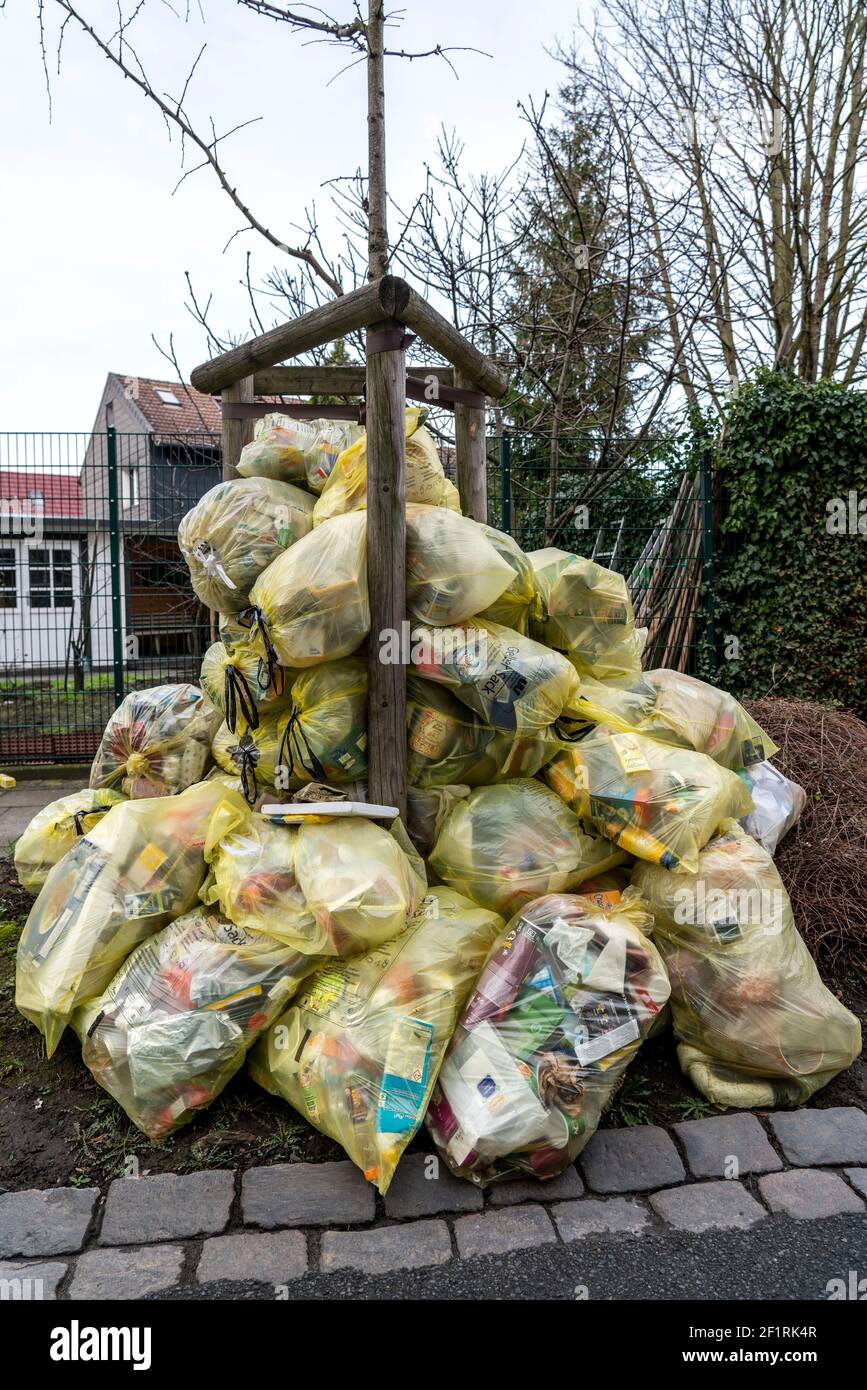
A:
[
  {"left": 552, "top": 1197, "right": 649, "bottom": 1242},
  {"left": 242, "top": 1161, "right": 375, "bottom": 1229},
  {"left": 759, "top": 1168, "right": 866, "bottom": 1220},
  {"left": 383, "top": 1153, "right": 483, "bottom": 1219},
  {"left": 321, "top": 1220, "right": 452, "bottom": 1276},
  {"left": 0, "top": 1186, "right": 98, "bottom": 1257},
  {"left": 69, "top": 1244, "right": 184, "bottom": 1300},
  {"left": 197, "top": 1230, "right": 308, "bottom": 1286},
  {"left": 100, "top": 1171, "right": 234, "bottom": 1245},
  {"left": 489, "top": 1167, "right": 584, "bottom": 1206},
  {"left": 844, "top": 1168, "right": 867, "bottom": 1200},
  {"left": 0, "top": 1260, "right": 67, "bottom": 1300},
  {"left": 580, "top": 1125, "right": 685, "bottom": 1193},
  {"left": 674, "top": 1113, "right": 782, "bottom": 1178},
  {"left": 453, "top": 1205, "right": 557, "bottom": 1260},
  {"left": 767, "top": 1108, "right": 867, "bottom": 1167},
  {"left": 650, "top": 1180, "right": 767, "bottom": 1233}
]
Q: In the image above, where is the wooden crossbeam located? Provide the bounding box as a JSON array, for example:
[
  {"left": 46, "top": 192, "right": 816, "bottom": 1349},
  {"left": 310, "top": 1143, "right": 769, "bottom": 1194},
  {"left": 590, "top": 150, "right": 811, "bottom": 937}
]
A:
[{"left": 252, "top": 364, "right": 454, "bottom": 395}]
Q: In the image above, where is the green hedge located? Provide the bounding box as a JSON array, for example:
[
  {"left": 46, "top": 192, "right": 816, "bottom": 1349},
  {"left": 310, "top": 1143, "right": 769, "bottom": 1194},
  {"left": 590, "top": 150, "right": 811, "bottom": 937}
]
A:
[{"left": 715, "top": 370, "right": 867, "bottom": 716}]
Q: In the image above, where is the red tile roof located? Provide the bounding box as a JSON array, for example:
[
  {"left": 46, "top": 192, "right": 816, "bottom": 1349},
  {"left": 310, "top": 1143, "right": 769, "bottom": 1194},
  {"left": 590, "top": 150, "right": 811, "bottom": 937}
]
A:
[
  {"left": 0, "top": 471, "right": 83, "bottom": 517},
  {"left": 115, "top": 376, "right": 222, "bottom": 435}
]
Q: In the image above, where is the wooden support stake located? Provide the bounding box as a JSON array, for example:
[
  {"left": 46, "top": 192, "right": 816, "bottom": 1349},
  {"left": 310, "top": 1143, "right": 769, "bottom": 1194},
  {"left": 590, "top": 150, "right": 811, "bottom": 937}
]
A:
[
  {"left": 221, "top": 376, "right": 254, "bottom": 481},
  {"left": 454, "top": 367, "right": 488, "bottom": 522},
  {"left": 365, "top": 321, "right": 407, "bottom": 819}
]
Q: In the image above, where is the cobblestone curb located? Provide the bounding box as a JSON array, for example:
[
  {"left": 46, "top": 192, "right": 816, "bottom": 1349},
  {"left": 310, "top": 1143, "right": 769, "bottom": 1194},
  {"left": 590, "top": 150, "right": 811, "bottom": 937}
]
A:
[{"left": 2, "top": 1106, "right": 865, "bottom": 1299}]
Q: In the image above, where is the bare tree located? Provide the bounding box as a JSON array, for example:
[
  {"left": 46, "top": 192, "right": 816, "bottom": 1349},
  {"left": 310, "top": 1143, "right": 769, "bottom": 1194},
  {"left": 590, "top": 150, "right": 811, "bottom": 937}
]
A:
[{"left": 577, "top": 0, "right": 867, "bottom": 396}]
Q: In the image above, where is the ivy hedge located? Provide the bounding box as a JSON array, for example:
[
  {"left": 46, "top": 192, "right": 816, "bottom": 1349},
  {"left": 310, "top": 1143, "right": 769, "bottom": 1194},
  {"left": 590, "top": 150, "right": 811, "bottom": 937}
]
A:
[{"left": 715, "top": 370, "right": 867, "bottom": 716}]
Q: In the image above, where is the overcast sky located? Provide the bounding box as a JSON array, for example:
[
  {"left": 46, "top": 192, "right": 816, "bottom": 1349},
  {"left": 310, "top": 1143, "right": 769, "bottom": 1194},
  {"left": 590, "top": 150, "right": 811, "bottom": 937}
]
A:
[{"left": 0, "top": 1, "right": 581, "bottom": 436}]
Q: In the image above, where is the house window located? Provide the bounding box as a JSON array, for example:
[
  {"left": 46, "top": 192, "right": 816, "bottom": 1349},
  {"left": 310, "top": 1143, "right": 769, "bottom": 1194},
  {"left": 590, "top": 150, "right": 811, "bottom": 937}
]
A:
[
  {"left": 122, "top": 468, "right": 140, "bottom": 509},
  {"left": 156, "top": 389, "right": 181, "bottom": 406},
  {"left": 28, "top": 548, "right": 73, "bottom": 609},
  {"left": 0, "top": 549, "right": 17, "bottom": 609}
]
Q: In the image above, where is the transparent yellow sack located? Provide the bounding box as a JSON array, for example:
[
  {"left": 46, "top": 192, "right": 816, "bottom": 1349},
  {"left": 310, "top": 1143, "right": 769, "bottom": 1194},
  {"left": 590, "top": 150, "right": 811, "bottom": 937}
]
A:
[
  {"left": 411, "top": 619, "right": 581, "bottom": 735},
  {"left": 529, "top": 548, "right": 643, "bottom": 679},
  {"left": 237, "top": 412, "right": 364, "bottom": 491},
  {"left": 75, "top": 908, "right": 314, "bottom": 1139},
  {"left": 478, "top": 525, "right": 541, "bottom": 633},
  {"left": 631, "top": 821, "right": 861, "bottom": 1107},
  {"left": 248, "top": 886, "right": 504, "bottom": 1192},
  {"left": 544, "top": 727, "right": 753, "bottom": 874},
  {"left": 426, "top": 889, "right": 670, "bottom": 1184},
  {"left": 312, "top": 408, "right": 460, "bottom": 523},
  {"left": 16, "top": 781, "right": 247, "bottom": 1056},
  {"left": 90, "top": 684, "right": 221, "bottom": 798},
  {"left": 574, "top": 669, "right": 778, "bottom": 772},
  {"left": 212, "top": 710, "right": 298, "bottom": 804},
  {"left": 245, "top": 511, "right": 369, "bottom": 673},
  {"left": 405, "top": 506, "right": 514, "bottom": 626},
  {"left": 14, "top": 788, "right": 127, "bottom": 896},
  {"left": 203, "top": 811, "right": 316, "bottom": 951},
  {"left": 406, "top": 783, "right": 471, "bottom": 858},
  {"left": 429, "top": 779, "right": 628, "bottom": 917},
  {"left": 277, "top": 657, "right": 368, "bottom": 785},
  {"left": 178, "top": 477, "right": 315, "bottom": 613},
  {"left": 205, "top": 767, "right": 272, "bottom": 812},
  {"left": 200, "top": 641, "right": 294, "bottom": 735},
  {"left": 292, "top": 817, "right": 427, "bottom": 956},
  {"left": 406, "top": 676, "right": 560, "bottom": 788}
]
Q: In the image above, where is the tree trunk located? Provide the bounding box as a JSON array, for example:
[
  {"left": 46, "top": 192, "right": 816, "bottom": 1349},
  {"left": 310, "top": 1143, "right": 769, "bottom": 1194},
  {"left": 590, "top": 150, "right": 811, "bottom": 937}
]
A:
[{"left": 367, "top": 1, "right": 388, "bottom": 279}]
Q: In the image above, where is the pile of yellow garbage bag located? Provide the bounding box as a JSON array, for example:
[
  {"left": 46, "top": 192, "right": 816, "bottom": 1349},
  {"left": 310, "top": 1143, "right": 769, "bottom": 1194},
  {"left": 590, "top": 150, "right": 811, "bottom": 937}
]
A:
[
  {"left": 12, "top": 404, "right": 861, "bottom": 1197},
  {"left": 89, "top": 684, "right": 222, "bottom": 798}
]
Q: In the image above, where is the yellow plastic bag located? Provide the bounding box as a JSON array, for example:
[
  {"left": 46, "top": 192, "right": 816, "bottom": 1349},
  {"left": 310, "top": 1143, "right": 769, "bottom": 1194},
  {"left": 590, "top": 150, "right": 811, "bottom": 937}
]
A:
[
  {"left": 529, "top": 549, "right": 643, "bottom": 679},
  {"left": 544, "top": 727, "right": 754, "bottom": 874},
  {"left": 237, "top": 413, "right": 363, "bottom": 490},
  {"left": 631, "top": 821, "right": 861, "bottom": 1107},
  {"left": 76, "top": 908, "right": 313, "bottom": 1139},
  {"left": 478, "top": 525, "right": 541, "bottom": 633},
  {"left": 15, "top": 781, "right": 247, "bottom": 1056},
  {"left": 277, "top": 657, "right": 368, "bottom": 785},
  {"left": 202, "top": 810, "right": 316, "bottom": 951},
  {"left": 14, "top": 788, "right": 126, "bottom": 896},
  {"left": 292, "top": 816, "right": 427, "bottom": 955},
  {"left": 406, "top": 676, "right": 560, "bottom": 788},
  {"left": 248, "top": 886, "right": 504, "bottom": 1192},
  {"left": 90, "top": 684, "right": 222, "bottom": 798},
  {"left": 312, "top": 408, "right": 460, "bottom": 523},
  {"left": 200, "top": 641, "right": 294, "bottom": 735},
  {"left": 429, "top": 779, "right": 628, "bottom": 917},
  {"left": 245, "top": 511, "right": 369, "bottom": 673},
  {"left": 212, "top": 709, "right": 297, "bottom": 804},
  {"left": 178, "top": 477, "right": 314, "bottom": 613},
  {"left": 406, "top": 506, "right": 514, "bottom": 625},
  {"left": 204, "top": 767, "right": 272, "bottom": 812},
  {"left": 426, "top": 889, "right": 669, "bottom": 1184},
  {"left": 411, "top": 619, "right": 581, "bottom": 735},
  {"left": 406, "top": 783, "right": 471, "bottom": 857},
  {"left": 575, "top": 669, "right": 778, "bottom": 772}
]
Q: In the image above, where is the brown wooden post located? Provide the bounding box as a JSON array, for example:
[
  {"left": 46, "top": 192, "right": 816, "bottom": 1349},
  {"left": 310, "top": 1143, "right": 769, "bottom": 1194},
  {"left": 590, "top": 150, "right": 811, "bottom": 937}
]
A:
[
  {"left": 366, "top": 323, "right": 407, "bottom": 818},
  {"left": 221, "top": 375, "right": 255, "bottom": 481},
  {"left": 454, "top": 368, "right": 488, "bottom": 522}
]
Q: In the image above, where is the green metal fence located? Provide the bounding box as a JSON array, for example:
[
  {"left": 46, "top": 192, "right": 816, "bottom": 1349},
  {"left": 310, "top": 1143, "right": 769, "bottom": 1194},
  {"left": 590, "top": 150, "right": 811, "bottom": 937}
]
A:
[{"left": 0, "top": 428, "right": 711, "bottom": 763}]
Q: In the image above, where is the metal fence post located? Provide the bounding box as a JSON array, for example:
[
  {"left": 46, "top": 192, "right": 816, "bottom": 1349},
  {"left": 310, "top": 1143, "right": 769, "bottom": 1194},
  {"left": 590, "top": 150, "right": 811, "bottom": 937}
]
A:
[
  {"left": 106, "top": 427, "right": 126, "bottom": 707},
  {"left": 500, "top": 434, "right": 512, "bottom": 535},
  {"left": 699, "top": 446, "right": 717, "bottom": 677}
]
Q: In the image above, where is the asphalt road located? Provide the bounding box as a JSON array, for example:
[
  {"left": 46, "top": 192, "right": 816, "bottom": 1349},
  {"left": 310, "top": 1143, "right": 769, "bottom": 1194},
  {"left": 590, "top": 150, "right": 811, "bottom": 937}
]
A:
[{"left": 149, "top": 1211, "right": 867, "bottom": 1302}]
